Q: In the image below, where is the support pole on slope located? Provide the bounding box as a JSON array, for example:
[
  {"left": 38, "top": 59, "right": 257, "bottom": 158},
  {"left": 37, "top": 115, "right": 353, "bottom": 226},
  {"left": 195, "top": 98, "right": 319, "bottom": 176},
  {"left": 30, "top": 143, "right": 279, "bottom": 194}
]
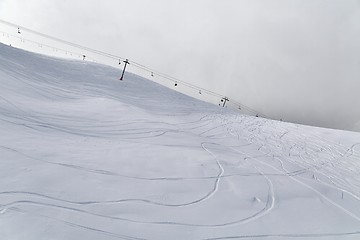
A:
[
  {"left": 120, "top": 59, "right": 130, "bottom": 80},
  {"left": 221, "top": 97, "right": 229, "bottom": 107}
]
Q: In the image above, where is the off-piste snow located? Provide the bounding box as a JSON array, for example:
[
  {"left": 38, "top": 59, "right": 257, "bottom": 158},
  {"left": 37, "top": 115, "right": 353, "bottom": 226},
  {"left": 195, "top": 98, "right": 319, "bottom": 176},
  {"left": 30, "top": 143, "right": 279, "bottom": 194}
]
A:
[{"left": 1, "top": 43, "right": 360, "bottom": 240}]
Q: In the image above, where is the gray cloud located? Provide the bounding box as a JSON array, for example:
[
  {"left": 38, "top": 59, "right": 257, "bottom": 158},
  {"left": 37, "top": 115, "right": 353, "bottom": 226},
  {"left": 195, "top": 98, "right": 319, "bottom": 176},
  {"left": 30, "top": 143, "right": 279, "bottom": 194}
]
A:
[{"left": 1, "top": 0, "right": 360, "bottom": 131}]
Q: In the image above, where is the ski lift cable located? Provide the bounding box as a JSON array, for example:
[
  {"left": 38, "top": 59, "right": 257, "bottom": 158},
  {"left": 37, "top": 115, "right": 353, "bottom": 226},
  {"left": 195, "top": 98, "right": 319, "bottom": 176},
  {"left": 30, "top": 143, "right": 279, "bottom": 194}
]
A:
[
  {"left": 130, "top": 61, "right": 225, "bottom": 98},
  {"left": 0, "top": 19, "right": 268, "bottom": 118},
  {"left": 226, "top": 100, "right": 266, "bottom": 117},
  {"left": 0, "top": 30, "right": 86, "bottom": 58},
  {"left": 130, "top": 62, "right": 261, "bottom": 114},
  {"left": 0, "top": 19, "right": 125, "bottom": 61},
  {"left": 0, "top": 19, "right": 227, "bottom": 100}
]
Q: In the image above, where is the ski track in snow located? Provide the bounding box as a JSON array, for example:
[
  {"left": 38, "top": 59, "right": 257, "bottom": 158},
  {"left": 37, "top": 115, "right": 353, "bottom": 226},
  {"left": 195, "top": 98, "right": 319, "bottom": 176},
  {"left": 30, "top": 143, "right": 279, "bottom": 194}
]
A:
[
  {"left": 1, "top": 44, "right": 360, "bottom": 239},
  {"left": 0, "top": 141, "right": 276, "bottom": 227}
]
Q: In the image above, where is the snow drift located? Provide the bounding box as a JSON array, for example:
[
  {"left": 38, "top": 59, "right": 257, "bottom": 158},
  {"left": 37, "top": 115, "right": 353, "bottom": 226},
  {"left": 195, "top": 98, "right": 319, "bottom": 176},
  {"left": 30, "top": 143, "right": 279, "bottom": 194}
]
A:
[{"left": 1, "top": 43, "right": 360, "bottom": 240}]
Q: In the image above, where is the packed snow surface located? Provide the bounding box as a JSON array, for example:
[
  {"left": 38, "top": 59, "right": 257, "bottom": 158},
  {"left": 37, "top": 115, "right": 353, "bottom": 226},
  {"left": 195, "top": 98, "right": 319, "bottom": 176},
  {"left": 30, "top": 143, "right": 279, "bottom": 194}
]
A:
[{"left": 1, "top": 43, "right": 360, "bottom": 240}]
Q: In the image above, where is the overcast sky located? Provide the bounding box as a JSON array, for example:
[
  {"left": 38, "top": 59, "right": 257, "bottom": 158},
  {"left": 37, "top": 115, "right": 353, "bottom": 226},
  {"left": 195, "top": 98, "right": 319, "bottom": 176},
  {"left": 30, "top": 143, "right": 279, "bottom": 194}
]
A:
[{"left": 1, "top": 0, "right": 360, "bottom": 132}]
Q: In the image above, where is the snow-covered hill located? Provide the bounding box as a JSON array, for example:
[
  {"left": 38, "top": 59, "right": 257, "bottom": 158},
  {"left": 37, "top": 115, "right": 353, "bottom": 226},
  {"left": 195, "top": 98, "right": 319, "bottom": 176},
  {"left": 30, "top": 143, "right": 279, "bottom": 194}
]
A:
[{"left": 1, "top": 43, "right": 360, "bottom": 240}]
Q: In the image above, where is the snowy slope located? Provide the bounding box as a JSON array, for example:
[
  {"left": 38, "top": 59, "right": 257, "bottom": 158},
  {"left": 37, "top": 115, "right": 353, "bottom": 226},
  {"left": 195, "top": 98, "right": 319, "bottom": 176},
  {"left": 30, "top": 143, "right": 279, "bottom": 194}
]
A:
[{"left": 1, "top": 43, "right": 360, "bottom": 240}]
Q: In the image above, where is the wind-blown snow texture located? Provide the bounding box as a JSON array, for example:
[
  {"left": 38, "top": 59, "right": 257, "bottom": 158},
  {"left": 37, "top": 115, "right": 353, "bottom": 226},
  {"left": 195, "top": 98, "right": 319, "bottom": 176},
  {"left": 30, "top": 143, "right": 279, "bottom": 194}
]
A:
[{"left": 1, "top": 43, "right": 360, "bottom": 240}]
